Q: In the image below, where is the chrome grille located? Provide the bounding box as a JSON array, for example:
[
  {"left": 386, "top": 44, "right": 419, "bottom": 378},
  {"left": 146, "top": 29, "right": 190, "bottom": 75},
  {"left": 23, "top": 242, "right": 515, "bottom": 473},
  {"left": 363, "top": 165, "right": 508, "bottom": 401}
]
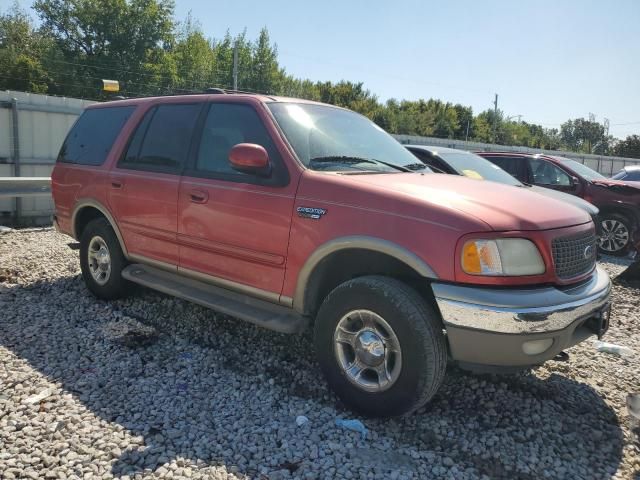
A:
[{"left": 552, "top": 231, "right": 597, "bottom": 280}]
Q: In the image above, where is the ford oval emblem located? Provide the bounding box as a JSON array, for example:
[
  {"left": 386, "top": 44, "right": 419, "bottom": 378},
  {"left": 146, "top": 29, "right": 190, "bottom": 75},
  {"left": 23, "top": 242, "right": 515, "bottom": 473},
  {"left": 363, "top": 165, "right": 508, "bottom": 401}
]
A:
[{"left": 584, "top": 245, "right": 594, "bottom": 259}]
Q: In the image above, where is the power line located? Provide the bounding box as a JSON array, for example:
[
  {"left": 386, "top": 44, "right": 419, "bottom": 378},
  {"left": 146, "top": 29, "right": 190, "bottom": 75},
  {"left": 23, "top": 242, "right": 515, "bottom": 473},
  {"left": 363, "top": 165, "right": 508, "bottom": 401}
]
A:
[
  {"left": 42, "top": 58, "right": 230, "bottom": 89},
  {"left": 278, "top": 49, "right": 495, "bottom": 95},
  {"left": 611, "top": 121, "right": 640, "bottom": 126}
]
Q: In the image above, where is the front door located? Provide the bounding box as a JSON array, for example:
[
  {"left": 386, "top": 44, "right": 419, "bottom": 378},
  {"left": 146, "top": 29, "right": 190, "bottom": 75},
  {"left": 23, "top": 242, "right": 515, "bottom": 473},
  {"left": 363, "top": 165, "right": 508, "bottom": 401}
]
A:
[
  {"left": 178, "top": 102, "right": 296, "bottom": 299},
  {"left": 108, "top": 102, "right": 202, "bottom": 266},
  {"left": 527, "top": 157, "right": 581, "bottom": 196}
]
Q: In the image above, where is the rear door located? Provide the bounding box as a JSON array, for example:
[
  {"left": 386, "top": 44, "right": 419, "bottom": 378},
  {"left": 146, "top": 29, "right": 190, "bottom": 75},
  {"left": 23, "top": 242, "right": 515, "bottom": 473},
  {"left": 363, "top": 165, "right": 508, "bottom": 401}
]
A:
[
  {"left": 177, "top": 101, "right": 296, "bottom": 299},
  {"left": 482, "top": 155, "right": 530, "bottom": 183},
  {"left": 108, "top": 102, "right": 202, "bottom": 267}
]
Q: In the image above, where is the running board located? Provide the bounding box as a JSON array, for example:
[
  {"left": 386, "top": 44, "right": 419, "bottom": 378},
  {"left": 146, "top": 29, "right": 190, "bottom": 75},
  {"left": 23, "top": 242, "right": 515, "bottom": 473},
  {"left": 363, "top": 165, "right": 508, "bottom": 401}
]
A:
[{"left": 122, "top": 264, "right": 309, "bottom": 334}]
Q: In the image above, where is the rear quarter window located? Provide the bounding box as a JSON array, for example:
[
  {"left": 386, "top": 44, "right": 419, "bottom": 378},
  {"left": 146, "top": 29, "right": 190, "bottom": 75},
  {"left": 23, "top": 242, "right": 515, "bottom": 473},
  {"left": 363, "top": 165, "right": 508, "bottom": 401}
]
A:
[{"left": 57, "top": 106, "right": 135, "bottom": 165}]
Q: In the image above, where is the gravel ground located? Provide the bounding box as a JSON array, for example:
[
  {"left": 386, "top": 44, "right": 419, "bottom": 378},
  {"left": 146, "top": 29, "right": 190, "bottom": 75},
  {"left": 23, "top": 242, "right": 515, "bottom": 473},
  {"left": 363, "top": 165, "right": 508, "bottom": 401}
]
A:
[{"left": 1, "top": 228, "right": 639, "bottom": 480}]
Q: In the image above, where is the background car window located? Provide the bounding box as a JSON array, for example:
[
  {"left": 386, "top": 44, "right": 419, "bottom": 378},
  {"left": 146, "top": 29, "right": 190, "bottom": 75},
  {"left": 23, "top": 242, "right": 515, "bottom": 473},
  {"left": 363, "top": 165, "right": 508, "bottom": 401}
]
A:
[
  {"left": 437, "top": 152, "right": 521, "bottom": 185},
  {"left": 58, "top": 106, "right": 135, "bottom": 165},
  {"left": 484, "top": 156, "right": 526, "bottom": 181},
  {"left": 627, "top": 170, "right": 640, "bottom": 181},
  {"left": 528, "top": 158, "right": 571, "bottom": 186},
  {"left": 120, "top": 104, "right": 200, "bottom": 172},
  {"left": 196, "top": 103, "right": 281, "bottom": 176},
  {"left": 611, "top": 169, "right": 627, "bottom": 180}
]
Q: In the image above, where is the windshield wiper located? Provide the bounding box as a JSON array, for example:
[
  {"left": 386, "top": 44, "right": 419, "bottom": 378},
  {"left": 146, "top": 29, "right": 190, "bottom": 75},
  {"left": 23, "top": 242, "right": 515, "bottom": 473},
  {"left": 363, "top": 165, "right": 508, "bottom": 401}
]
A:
[
  {"left": 309, "top": 156, "right": 412, "bottom": 172},
  {"left": 403, "top": 162, "right": 428, "bottom": 171}
]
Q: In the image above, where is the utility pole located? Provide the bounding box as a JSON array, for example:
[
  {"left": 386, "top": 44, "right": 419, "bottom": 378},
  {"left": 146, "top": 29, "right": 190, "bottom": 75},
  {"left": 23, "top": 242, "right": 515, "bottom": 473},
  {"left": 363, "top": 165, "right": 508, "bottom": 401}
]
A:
[
  {"left": 465, "top": 119, "right": 470, "bottom": 142},
  {"left": 492, "top": 93, "right": 498, "bottom": 143},
  {"left": 233, "top": 40, "right": 238, "bottom": 90}
]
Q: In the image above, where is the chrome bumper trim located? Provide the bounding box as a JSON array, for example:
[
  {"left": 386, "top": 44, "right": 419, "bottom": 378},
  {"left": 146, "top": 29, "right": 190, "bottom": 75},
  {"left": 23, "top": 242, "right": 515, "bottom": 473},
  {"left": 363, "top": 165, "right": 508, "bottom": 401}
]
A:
[{"left": 432, "top": 265, "right": 611, "bottom": 334}]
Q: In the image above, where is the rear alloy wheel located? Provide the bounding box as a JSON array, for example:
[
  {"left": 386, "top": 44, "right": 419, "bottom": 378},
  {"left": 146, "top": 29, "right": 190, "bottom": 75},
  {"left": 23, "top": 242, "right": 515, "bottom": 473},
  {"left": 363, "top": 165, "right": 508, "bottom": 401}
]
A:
[
  {"left": 80, "top": 218, "right": 130, "bottom": 299},
  {"left": 314, "top": 276, "right": 447, "bottom": 417},
  {"left": 598, "top": 213, "right": 631, "bottom": 256}
]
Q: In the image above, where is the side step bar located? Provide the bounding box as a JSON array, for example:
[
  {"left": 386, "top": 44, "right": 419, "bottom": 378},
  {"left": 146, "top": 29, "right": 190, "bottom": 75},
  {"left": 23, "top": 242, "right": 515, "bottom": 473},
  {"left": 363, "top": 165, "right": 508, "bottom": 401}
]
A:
[{"left": 122, "top": 264, "right": 309, "bottom": 334}]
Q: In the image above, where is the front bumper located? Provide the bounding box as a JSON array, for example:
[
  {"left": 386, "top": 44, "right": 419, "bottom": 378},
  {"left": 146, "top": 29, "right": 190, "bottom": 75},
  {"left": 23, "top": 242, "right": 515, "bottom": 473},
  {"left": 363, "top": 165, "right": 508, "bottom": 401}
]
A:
[{"left": 432, "top": 265, "right": 612, "bottom": 367}]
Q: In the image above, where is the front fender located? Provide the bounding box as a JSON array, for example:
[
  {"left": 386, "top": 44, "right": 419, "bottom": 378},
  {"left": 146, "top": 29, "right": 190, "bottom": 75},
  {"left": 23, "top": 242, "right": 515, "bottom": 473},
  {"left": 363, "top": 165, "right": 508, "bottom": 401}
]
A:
[{"left": 292, "top": 235, "right": 438, "bottom": 313}]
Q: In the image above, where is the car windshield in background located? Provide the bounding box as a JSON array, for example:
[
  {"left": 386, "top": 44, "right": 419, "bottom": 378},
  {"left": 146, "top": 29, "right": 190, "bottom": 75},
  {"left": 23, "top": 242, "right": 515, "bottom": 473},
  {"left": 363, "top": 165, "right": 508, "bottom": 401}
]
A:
[
  {"left": 437, "top": 151, "right": 522, "bottom": 186},
  {"left": 556, "top": 158, "right": 606, "bottom": 181},
  {"left": 268, "top": 103, "right": 428, "bottom": 173},
  {"left": 612, "top": 169, "right": 640, "bottom": 181}
]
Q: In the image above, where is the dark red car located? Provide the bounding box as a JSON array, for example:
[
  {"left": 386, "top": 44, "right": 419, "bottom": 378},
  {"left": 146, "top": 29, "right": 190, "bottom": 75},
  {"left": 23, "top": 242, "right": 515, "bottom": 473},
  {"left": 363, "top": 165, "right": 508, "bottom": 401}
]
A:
[{"left": 477, "top": 152, "right": 640, "bottom": 256}]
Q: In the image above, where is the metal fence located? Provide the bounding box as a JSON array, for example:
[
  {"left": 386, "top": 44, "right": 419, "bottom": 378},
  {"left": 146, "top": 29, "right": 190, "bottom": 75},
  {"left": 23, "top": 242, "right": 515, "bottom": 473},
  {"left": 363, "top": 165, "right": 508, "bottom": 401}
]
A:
[
  {"left": 393, "top": 134, "right": 640, "bottom": 176},
  {"left": 0, "top": 90, "right": 95, "bottom": 226},
  {"left": 1, "top": 90, "right": 640, "bottom": 226}
]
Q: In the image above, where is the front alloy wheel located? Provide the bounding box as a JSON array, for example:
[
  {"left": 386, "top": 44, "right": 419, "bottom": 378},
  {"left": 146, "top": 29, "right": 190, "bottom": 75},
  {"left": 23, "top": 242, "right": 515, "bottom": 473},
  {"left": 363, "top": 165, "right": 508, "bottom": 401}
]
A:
[
  {"left": 314, "top": 276, "right": 447, "bottom": 417},
  {"left": 598, "top": 214, "right": 631, "bottom": 255},
  {"left": 334, "top": 310, "right": 402, "bottom": 393}
]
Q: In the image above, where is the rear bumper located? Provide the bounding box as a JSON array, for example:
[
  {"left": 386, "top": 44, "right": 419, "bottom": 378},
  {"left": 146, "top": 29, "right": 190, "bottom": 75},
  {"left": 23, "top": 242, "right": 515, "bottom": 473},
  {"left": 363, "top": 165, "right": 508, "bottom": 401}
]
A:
[{"left": 432, "top": 265, "right": 611, "bottom": 366}]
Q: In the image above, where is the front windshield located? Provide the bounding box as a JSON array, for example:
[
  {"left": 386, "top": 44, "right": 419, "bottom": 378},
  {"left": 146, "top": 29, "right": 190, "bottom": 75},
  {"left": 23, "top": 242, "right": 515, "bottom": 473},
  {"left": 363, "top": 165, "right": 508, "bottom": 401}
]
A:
[
  {"left": 437, "top": 151, "right": 522, "bottom": 186},
  {"left": 611, "top": 169, "right": 626, "bottom": 180},
  {"left": 555, "top": 157, "right": 606, "bottom": 181},
  {"left": 268, "top": 102, "right": 427, "bottom": 173}
]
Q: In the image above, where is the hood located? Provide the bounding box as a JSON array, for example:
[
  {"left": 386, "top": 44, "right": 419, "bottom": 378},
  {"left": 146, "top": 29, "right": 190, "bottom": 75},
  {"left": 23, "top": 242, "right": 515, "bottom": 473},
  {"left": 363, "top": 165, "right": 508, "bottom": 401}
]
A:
[
  {"left": 592, "top": 178, "right": 640, "bottom": 190},
  {"left": 528, "top": 185, "right": 599, "bottom": 216},
  {"left": 590, "top": 178, "right": 640, "bottom": 198},
  {"left": 348, "top": 173, "right": 591, "bottom": 231}
]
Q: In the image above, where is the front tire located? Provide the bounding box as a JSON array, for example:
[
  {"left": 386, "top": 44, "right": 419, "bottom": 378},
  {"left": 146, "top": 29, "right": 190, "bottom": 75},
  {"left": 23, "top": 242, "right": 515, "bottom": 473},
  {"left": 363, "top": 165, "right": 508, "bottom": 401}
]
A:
[
  {"left": 314, "top": 276, "right": 447, "bottom": 417},
  {"left": 598, "top": 212, "right": 632, "bottom": 256},
  {"left": 79, "top": 218, "right": 129, "bottom": 299}
]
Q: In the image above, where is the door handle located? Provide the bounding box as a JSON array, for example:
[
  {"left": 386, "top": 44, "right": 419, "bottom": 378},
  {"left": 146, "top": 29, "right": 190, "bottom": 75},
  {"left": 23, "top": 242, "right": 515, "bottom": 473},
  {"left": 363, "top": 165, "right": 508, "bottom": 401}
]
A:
[
  {"left": 111, "top": 179, "right": 124, "bottom": 189},
  {"left": 189, "top": 189, "right": 209, "bottom": 204}
]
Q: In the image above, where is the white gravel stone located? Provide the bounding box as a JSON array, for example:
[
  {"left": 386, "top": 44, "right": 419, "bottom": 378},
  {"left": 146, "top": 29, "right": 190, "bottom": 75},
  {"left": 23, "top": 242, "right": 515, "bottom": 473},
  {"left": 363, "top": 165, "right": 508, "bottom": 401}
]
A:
[{"left": 0, "top": 229, "right": 638, "bottom": 479}]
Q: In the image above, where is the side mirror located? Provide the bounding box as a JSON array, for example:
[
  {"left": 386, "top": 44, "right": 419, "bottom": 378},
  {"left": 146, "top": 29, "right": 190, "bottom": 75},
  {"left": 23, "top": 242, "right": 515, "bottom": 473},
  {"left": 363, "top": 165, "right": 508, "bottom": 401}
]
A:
[
  {"left": 570, "top": 176, "right": 580, "bottom": 188},
  {"left": 229, "top": 143, "right": 271, "bottom": 176}
]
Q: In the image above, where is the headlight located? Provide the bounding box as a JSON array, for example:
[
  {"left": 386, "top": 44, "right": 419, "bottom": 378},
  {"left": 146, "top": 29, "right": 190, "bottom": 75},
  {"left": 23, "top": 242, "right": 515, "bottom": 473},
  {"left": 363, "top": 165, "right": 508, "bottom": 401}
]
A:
[{"left": 461, "top": 238, "right": 545, "bottom": 276}]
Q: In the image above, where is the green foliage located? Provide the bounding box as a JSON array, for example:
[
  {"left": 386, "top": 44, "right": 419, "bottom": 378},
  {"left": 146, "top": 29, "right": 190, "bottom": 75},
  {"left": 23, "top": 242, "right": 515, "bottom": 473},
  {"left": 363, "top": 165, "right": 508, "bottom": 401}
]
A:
[
  {"left": 614, "top": 135, "right": 640, "bottom": 159},
  {"left": 0, "top": 3, "right": 51, "bottom": 92},
  {"left": 0, "top": 1, "right": 633, "bottom": 156},
  {"left": 559, "top": 118, "right": 610, "bottom": 154}
]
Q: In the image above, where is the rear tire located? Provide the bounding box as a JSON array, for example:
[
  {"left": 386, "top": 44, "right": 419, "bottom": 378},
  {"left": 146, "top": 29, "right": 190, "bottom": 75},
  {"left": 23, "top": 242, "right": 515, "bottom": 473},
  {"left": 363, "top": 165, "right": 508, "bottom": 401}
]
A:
[
  {"left": 79, "top": 218, "right": 129, "bottom": 299},
  {"left": 314, "top": 276, "right": 447, "bottom": 417},
  {"left": 598, "top": 212, "right": 632, "bottom": 256}
]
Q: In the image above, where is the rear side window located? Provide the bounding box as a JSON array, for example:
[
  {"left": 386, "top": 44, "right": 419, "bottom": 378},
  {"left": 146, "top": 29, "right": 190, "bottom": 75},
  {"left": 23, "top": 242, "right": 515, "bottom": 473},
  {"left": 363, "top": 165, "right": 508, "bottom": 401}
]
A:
[
  {"left": 485, "top": 156, "right": 526, "bottom": 181},
  {"left": 57, "top": 106, "right": 135, "bottom": 165},
  {"left": 119, "top": 103, "right": 201, "bottom": 173}
]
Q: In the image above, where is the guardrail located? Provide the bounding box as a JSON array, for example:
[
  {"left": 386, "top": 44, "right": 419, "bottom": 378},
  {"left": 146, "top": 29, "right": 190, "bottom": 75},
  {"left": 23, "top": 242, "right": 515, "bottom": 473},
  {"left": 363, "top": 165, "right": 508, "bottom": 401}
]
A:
[{"left": 0, "top": 177, "right": 51, "bottom": 198}]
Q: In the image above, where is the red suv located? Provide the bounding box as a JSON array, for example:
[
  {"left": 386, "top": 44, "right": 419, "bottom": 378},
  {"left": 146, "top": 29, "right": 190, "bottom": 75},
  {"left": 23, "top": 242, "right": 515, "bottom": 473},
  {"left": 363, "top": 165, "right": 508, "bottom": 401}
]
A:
[
  {"left": 52, "top": 93, "right": 612, "bottom": 416},
  {"left": 477, "top": 152, "right": 640, "bottom": 256}
]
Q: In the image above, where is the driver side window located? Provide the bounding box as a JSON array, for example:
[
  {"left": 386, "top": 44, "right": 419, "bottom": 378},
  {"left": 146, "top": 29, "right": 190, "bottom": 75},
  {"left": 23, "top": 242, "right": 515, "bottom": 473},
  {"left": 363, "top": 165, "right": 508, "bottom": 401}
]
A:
[{"left": 528, "top": 158, "right": 571, "bottom": 186}]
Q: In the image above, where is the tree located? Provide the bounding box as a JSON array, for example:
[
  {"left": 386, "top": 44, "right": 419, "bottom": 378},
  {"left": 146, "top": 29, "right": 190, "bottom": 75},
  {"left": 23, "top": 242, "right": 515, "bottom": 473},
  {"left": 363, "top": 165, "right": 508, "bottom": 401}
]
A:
[
  {"left": 33, "top": 0, "right": 176, "bottom": 97},
  {"left": 0, "top": 3, "right": 51, "bottom": 93},
  {"left": 171, "top": 14, "right": 216, "bottom": 92},
  {"left": 1, "top": 1, "right": 636, "bottom": 154},
  {"left": 614, "top": 135, "right": 640, "bottom": 159},
  {"left": 249, "top": 28, "right": 280, "bottom": 93},
  {"left": 453, "top": 104, "right": 473, "bottom": 140},
  {"left": 560, "top": 118, "right": 607, "bottom": 154}
]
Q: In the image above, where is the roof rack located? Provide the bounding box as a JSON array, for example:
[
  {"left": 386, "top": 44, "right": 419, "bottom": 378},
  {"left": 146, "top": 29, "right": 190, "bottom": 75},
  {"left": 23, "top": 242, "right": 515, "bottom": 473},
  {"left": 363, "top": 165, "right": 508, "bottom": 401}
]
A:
[{"left": 107, "top": 88, "right": 274, "bottom": 101}]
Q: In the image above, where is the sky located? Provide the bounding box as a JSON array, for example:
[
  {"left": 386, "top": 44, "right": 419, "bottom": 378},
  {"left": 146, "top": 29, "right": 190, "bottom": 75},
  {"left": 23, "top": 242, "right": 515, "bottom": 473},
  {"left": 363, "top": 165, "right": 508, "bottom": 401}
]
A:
[{"left": 12, "top": 0, "right": 640, "bottom": 139}]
